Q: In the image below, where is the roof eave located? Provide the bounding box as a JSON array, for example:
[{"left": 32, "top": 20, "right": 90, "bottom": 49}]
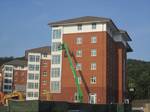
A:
[{"left": 48, "top": 20, "right": 111, "bottom": 27}]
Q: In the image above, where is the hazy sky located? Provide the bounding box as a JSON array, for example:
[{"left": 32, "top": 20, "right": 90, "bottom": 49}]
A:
[{"left": 0, "top": 0, "right": 149, "bottom": 61}]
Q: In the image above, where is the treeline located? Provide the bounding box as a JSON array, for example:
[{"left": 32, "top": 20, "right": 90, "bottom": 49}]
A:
[
  {"left": 127, "top": 59, "right": 150, "bottom": 100},
  {"left": 0, "top": 56, "right": 25, "bottom": 67}
]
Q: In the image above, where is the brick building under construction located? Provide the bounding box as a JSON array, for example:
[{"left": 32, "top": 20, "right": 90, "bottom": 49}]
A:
[{"left": 48, "top": 16, "right": 132, "bottom": 104}]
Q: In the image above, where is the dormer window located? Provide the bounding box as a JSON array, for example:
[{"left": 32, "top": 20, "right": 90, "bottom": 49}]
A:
[
  {"left": 77, "top": 24, "right": 82, "bottom": 31},
  {"left": 92, "top": 23, "right": 96, "bottom": 29}
]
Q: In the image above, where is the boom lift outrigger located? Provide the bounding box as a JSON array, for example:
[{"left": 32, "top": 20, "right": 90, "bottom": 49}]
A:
[{"left": 58, "top": 43, "right": 83, "bottom": 103}]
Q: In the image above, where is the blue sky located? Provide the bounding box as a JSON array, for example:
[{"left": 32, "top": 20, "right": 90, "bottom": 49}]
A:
[{"left": 0, "top": 0, "right": 150, "bottom": 61}]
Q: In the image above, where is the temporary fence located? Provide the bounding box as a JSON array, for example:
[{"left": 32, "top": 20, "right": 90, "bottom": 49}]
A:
[{"left": 0, "top": 100, "right": 132, "bottom": 112}]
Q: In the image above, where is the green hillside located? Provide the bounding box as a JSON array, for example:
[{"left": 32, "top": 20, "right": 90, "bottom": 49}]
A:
[
  {"left": 127, "top": 59, "right": 150, "bottom": 100},
  {"left": 0, "top": 56, "right": 25, "bottom": 67}
]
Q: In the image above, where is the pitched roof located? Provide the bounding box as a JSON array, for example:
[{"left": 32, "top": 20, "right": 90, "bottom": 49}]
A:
[
  {"left": 4, "top": 60, "right": 27, "bottom": 67},
  {"left": 48, "top": 16, "right": 111, "bottom": 26},
  {"left": 25, "top": 46, "right": 51, "bottom": 54}
]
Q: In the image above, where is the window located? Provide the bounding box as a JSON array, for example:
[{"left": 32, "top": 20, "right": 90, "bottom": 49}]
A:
[
  {"left": 91, "top": 36, "right": 97, "bottom": 43},
  {"left": 5, "top": 66, "right": 13, "bottom": 71},
  {"left": 36, "top": 56, "right": 40, "bottom": 62},
  {"left": 4, "top": 85, "right": 12, "bottom": 90},
  {"left": 53, "top": 29, "right": 61, "bottom": 39},
  {"left": 52, "top": 55, "right": 60, "bottom": 64},
  {"left": 76, "top": 50, "right": 82, "bottom": 57},
  {"left": 42, "top": 80, "right": 47, "bottom": 85},
  {"left": 28, "top": 64, "right": 34, "bottom": 71},
  {"left": 43, "top": 62, "right": 48, "bottom": 67},
  {"left": 27, "top": 92, "right": 33, "bottom": 97},
  {"left": 35, "top": 83, "right": 39, "bottom": 89},
  {"left": 43, "top": 71, "right": 47, "bottom": 76},
  {"left": 74, "top": 92, "right": 80, "bottom": 102},
  {"left": 4, "top": 79, "right": 12, "bottom": 83},
  {"left": 35, "top": 65, "right": 40, "bottom": 71},
  {"left": 52, "top": 42, "right": 61, "bottom": 51},
  {"left": 76, "top": 63, "right": 82, "bottom": 70},
  {"left": 92, "top": 23, "right": 96, "bottom": 29},
  {"left": 91, "top": 49, "right": 97, "bottom": 56},
  {"left": 91, "top": 62, "right": 96, "bottom": 70},
  {"left": 51, "top": 81, "right": 60, "bottom": 92},
  {"left": 43, "top": 53, "right": 47, "bottom": 57},
  {"left": 28, "top": 82, "right": 34, "bottom": 89},
  {"left": 29, "top": 55, "right": 35, "bottom": 62},
  {"left": 35, "top": 74, "right": 39, "bottom": 80},
  {"left": 51, "top": 68, "right": 60, "bottom": 78},
  {"left": 89, "top": 93, "right": 97, "bottom": 104},
  {"left": 42, "top": 90, "right": 47, "bottom": 94},
  {"left": 76, "top": 37, "right": 82, "bottom": 44},
  {"left": 90, "top": 76, "right": 96, "bottom": 84},
  {"left": 78, "top": 76, "right": 82, "bottom": 84},
  {"left": 77, "top": 24, "right": 82, "bottom": 30},
  {"left": 5, "top": 73, "right": 12, "bottom": 77},
  {"left": 28, "top": 73, "right": 34, "bottom": 80},
  {"left": 34, "top": 92, "right": 38, "bottom": 97}
]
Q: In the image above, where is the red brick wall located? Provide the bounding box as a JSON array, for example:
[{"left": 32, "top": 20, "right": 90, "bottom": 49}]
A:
[
  {"left": 13, "top": 69, "right": 27, "bottom": 91},
  {"left": 40, "top": 59, "right": 51, "bottom": 100},
  {"left": 116, "top": 42, "right": 126, "bottom": 103},
  {"left": 51, "top": 32, "right": 108, "bottom": 104},
  {"left": 50, "top": 31, "right": 127, "bottom": 104}
]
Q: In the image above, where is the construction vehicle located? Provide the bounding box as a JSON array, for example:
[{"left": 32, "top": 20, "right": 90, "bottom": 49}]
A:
[
  {"left": 58, "top": 43, "right": 83, "bottom": 103},
  {"left": 2, "top": 91, "right": 25, "bottom": 105}
]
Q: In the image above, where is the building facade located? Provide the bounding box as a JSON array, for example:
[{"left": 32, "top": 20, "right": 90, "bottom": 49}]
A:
[
  {"left": 1, "top": 60, "right": 27, "bottom": 94},
  {"left": 49, "top": 16, "right": 132, "bottom": 104},
  {"left": 25, "top": 46, "right": 51, "bottom": 100}
]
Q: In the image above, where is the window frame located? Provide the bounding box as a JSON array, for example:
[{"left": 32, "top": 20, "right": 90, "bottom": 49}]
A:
[
  {"left": 76, "top": 49, "right": 82, "bottom": 57},
  {"left": 91, "top": 36, "right": 97, "bottom": 43},
  {"left": 77, "top": 24, "right": 82, "bottom": 31},
  {"left": 91, "top": 62, "right": 96, "bottom": 70},
  {"left": 91, "top": 49, "right": 97, "bottom": 56}
]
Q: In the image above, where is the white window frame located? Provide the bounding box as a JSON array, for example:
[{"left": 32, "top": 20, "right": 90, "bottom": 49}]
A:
[
  {"left": 51, "top": 81, "right": 60, "bottom": 93},
  {"left": 90, "top": 76, "right": 96, "bottom": 84},
  {"left": 76, "top": 50, "right": 82, "bottom": 57},
  {"left": 76, "top": 37, "right": 82, "bottom": 45},
  {"left": 76, "top": 63, "right": 82, "bottom": 71},
  {"left": 53, "top": 29, "right": 61, "bottom": 39},
  {"left": 89, "top": 93, "right": 97, "bottom": 104},
  {"left": 78, "top": 76, "right": 82, "bottom": 84},
  {"left": 91, "top": 49, "right": 97, "bottom": 56},
  {"left": 74, "top": 92, "right": 80, "bottom": 102},
  {"left": 52, "top": 55, "right": 61, "bottom": 64},
  {"left": 92, "top": 23, "right": 96, "bottom": 29},
  {"left": 91, "top": 62, "right": 96, "bottom": 70},
  {"left": 51, "top": 68, "right": 60, "bottom": 78},
  {"left": 77, "top": 24, "right": 82, "bottom": 31},
  {"left": 91, "top": 36, "right": 97, "bottom": 43}
]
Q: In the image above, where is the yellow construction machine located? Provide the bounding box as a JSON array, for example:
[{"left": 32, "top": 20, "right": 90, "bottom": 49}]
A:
[{"left": 2, "top": 91, "right": 25, "bottom": 105}]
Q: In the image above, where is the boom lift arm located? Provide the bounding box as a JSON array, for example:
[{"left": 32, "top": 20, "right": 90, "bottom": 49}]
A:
[{"left": 58, "top": 43, "right": 83, "bottom": 103}]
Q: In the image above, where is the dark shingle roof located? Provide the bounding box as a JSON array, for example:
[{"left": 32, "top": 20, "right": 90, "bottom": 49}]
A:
[
  {"left": 48, "top": 16, "right": 111, "bottom": 26},
  {"left": 25, "top": 46, "right": 51, "bottom": 54},
  {"left": 4, "top": 60, "right": 27, "bottom": 67},
  {"left": 25, "top": 46, "right": 51, "bottom": 59}
]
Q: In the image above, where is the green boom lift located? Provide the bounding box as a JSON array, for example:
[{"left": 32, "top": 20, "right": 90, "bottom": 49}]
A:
[{"left": 58, "top": 43, "right": 83, "bottom": 103}]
